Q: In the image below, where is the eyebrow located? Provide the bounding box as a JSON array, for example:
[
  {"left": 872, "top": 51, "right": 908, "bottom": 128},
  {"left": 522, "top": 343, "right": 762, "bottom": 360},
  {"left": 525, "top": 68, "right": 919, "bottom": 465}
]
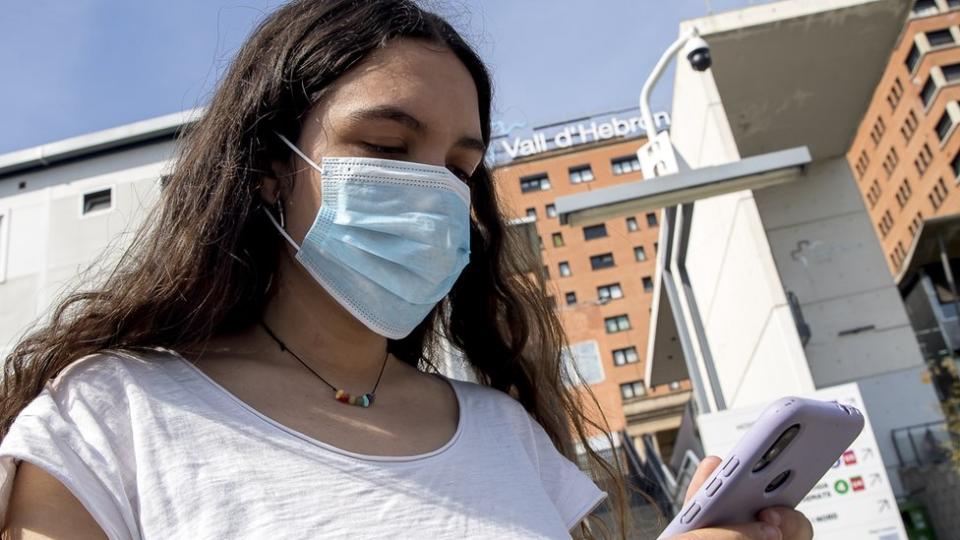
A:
[{"left": 346, "top": 105, "right": 487, "bottom": 154}]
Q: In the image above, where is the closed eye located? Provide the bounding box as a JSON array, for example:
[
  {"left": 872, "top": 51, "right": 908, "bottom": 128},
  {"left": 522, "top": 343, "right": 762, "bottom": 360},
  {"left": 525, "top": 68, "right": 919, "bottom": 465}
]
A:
[
  {"left": 362, "top": 142, "right": 472, "bottom": 185},
  {"left": 362, "top": 142, "right": 405, "bottom": 154}
]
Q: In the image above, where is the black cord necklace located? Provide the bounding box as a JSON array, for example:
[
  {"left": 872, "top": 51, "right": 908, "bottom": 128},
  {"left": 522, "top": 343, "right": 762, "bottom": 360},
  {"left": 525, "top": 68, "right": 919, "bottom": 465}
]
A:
[{"left": 259, "top": 320, "right": 387, "bottom": 408}]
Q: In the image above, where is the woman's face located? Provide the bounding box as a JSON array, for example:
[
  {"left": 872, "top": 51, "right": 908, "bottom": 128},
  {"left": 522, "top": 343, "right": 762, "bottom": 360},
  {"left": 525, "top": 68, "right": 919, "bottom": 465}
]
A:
[{"left": 266, "top": 38, "right": 485, "bottom": 247}]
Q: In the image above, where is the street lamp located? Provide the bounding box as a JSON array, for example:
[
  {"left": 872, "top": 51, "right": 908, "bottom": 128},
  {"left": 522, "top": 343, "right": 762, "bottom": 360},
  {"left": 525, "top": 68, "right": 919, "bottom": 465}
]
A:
[{"left": 637, "top": 27, "right": 712, "bottom": 179}]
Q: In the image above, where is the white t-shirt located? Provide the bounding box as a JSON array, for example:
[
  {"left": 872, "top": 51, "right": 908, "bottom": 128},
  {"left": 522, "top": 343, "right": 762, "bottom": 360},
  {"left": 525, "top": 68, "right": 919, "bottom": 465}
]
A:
[{"left": 0, "top": 348, "right": 607, "bottom": 539}]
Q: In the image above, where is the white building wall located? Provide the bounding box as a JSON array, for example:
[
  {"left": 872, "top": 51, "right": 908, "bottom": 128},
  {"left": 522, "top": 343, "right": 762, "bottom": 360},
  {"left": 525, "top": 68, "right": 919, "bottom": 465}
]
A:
[
  {"left": 0, "top": 142, "right": 174, "bottom": 356},
  {"left": 669, "top": 42, "right": 815, "bottom": 410},
  {"left": 753, "top": 157, "right": 934, "bottom": 384},
  {"left": 750, "top": 156, "right": 945, "bottom": 497}
]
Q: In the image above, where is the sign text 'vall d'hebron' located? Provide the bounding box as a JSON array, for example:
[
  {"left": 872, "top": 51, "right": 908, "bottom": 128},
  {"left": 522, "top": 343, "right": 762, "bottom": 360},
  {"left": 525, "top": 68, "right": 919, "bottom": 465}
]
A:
[{"left": 497, "top": 111, "right": 670, "bottom": 161}]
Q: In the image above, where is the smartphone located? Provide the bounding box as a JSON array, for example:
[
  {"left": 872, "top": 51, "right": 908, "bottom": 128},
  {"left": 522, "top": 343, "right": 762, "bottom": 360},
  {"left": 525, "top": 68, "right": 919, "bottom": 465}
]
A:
[{"left": 657, "top": 397, "right": 864, "bottom": 539}]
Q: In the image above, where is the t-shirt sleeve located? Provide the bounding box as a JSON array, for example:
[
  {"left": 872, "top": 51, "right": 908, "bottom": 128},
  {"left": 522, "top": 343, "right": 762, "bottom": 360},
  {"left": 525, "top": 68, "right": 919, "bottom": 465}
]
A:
[
  {"left": 0, "top": 358, "right": 139, "bottom": 540},
  {"left": 525, "top": 413, "right": 609, "bottom": 531}
]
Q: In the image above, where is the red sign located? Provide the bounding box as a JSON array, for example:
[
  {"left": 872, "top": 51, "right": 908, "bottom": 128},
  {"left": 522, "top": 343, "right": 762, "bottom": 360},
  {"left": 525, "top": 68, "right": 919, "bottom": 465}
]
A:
[
  {"left": 851, "top": 476, "right": 865, "bottom": 492},
  {"left": 842, "top": 450, "right": 857, "bottom": 466}
]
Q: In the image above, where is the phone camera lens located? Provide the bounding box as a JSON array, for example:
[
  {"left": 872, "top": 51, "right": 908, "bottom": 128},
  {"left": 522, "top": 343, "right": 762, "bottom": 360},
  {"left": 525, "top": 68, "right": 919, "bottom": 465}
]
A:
[{"left": 764, "top": 470, "right": 792, "bottom": 493}]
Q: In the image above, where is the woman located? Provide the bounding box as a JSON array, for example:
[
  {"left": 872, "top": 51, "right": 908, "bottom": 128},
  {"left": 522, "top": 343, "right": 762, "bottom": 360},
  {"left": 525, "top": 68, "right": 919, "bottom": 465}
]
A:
[{"left": 0, "top": 1, "right": 812, "bottom": 539}]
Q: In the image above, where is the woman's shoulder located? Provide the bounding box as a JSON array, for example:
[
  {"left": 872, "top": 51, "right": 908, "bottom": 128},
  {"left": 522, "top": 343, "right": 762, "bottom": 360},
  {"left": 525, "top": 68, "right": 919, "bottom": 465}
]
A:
[
  {"left": 444, "top": 375, "right": 536, "bottom": 430},
  {"left": 39, "top": 347, "right": 183, "bottom": 406}
]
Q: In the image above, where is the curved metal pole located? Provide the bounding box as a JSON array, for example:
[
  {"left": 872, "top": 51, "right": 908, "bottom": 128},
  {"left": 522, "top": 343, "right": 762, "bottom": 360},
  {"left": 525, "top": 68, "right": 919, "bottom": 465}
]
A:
[{"left": 639, "top": 27, "right": 698, "bottom": 140}]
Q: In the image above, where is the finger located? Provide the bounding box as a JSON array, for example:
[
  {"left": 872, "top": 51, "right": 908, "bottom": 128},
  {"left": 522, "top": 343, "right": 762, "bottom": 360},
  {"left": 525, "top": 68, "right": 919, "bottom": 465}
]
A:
[
  {"left": 673, "top": 521, "right": 782, "bottom": 540},
  {"left": 684, "top": 456, "right": 722, "bottom": 504},
  {"left": 757, "top": 507, "right": 813, "bottom": 540}
]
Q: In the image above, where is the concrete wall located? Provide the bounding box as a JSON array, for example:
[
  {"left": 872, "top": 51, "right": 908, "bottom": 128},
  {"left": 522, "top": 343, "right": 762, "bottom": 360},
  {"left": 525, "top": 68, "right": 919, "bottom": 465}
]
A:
[
  {"left": 754, "top": 157, "right": 931, "bottom": 385},
  {"left": 751, "top": 152, "right": 946, "bottom": 497},
  {"left": 669, "top": 39, "right": 815, "bottom": 411},
  {"left": 0, "top": 141, "right": 174, "bottom": 356}
]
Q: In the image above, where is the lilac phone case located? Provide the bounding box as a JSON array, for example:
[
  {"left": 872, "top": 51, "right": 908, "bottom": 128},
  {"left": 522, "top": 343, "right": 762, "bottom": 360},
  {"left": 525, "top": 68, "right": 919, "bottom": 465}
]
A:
[{"left": 657, "top": 397, "right": 864, "bottom": 539}]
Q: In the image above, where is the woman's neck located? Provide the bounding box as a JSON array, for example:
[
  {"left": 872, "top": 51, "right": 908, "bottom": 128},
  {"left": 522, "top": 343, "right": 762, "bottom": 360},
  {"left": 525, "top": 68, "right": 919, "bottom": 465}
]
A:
[{"left": 256, "top": 253, "right": 397, "bottom": 389}]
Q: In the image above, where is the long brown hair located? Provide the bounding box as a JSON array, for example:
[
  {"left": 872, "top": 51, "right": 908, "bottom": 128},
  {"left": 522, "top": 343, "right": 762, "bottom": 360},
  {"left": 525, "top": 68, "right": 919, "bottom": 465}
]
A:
[{"left": 1, "top": 1, "right": 637, "bottom": 537}]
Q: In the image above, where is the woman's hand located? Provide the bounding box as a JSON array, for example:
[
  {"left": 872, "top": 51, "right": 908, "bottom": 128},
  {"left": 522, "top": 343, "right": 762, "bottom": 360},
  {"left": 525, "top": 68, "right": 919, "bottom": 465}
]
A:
[{"left": 667, "top": 456, "right": 814, "bottom": 540}]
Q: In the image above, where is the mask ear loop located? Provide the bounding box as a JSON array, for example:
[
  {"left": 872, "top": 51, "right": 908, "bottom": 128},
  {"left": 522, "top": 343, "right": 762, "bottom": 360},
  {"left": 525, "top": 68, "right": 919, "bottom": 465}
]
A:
[{"left": 262, "top": 198, "right": 301, "bottom": 252}]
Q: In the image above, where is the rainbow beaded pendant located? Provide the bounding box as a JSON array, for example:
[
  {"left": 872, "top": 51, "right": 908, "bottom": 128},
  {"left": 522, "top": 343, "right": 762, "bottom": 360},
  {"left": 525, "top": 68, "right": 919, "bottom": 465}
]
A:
[{"left": 335, "top": 389, "right": 375, "bottom": 408}]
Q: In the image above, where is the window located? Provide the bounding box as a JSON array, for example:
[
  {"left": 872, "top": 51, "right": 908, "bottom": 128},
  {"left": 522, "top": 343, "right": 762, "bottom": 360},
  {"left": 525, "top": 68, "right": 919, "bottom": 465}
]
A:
[
  {"left": 901, "top": 109, "right": 920, "bottom": 142},
  {"left": 546, "top": 204, "right": 557, "bottom": 218},
  {"left": 565, "top": 291, "right": 577, "bottom": 305},
  {"left": 854, "top": 150, "right": 870, "bottom": 178},
  {"left": 612, "top": 346, "right": 639, "bottom": 366},
  {"left": 558, "top": 261, "right": 571, "bottom": 277},
  {"left": 542, "top": 265, "right": 550, "bottom": 280},
  {"left": 896, "top": 179, "right": 913, "bottom": 208},
  {"left": 927, "top": 29, "right": 955, "bottom": 48},
  {"left": 916, "top": 143, "right": 934, "bottom": 176},
  {"left": 626, "top": 216, "right": 639, "bottom": 232},
  {"left": 937, "top": 109, "right": 955, "bottom": 142},
  {"left": 583, "top": 224, "right": 608, "bottom": 241},
  {"left": 604, "top": 314, "right": 631, "bottom": 333},
  {"left": 590, "top": 252, "right": 615, "bottom": 270},
  {"left": 909, "top": 211, "right": 924, "bottom": 238},
  {"left": 552, "top": 232, "right": 565, "bottom": 247},
  {"left": 569, "top": 165, "right": 595, "bottom": 184},
  {"left": 538, "top": 235, "right": 544, "bottom": 250},
  {"left": 878, "top": 209, "right": 894, "bottom": 237},
  {"left": 953, "top": 153, "right": 960, "bottom": 181},
  {"left": 922, "top": 77, "right": 937, "bottom": 107},
  {"left": 882, "top": 147, "right": 899, "bottom": 178},
  {"left": 597, "top": 283, "right": 624, "bottom": 301},
  {"left": 520, "top": 173, "right": 550, "bottom": 193},
  {"left": 646, "top": 212, "right": 658, "bottom": 227},
  {"left": 634, "top": 246, "right": 647, "bottom": 262},
  {"left": 611, "top": 155, "right": 641, "bottom": 175},
  {"left": 642, "top": 276, "right": 654, "bottom": 292},
  {"left": 869, "top": 116, "right": 886, "bottom": 146},
  {"left": 887, "top": 77, "right": 904, "bottom": 110},
  {"left": 620, "top": 380, "right": 646, "bottom": 399},
  {"left": 906, "top": 43, "right": 921, "bottom": 73},
  {"left": 82, "top": 188, "right": 112, "bottom": 215},
  {"left": 525, "top": 207, "right": 537, "bottom": 219},
  {"left": 944, "top": 63, "right": 960, "bottom": 83},
  {"left": 912, "top": 0, "right": 939, "bottom": 16},
  {"left": 890, "top": 241, "right": 908, "bottom": 270},
  {"left": 866, "top": 179, "right": 883, "bottom": 208},
  {"left": 930, "top": 177, "right": 950, "bottom": 210}
]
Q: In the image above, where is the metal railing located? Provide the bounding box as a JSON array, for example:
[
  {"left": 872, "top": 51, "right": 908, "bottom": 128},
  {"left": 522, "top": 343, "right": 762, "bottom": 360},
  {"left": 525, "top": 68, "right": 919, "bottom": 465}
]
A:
[{"left": 891, "top": 420, "right": 957, "bottom": 468}]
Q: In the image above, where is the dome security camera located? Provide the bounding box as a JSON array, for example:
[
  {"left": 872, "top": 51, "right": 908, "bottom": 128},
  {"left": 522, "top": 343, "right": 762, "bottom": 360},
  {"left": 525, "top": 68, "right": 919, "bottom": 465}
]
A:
[{"left": 683, "top": 36, "right": 712, "bottom": 71}]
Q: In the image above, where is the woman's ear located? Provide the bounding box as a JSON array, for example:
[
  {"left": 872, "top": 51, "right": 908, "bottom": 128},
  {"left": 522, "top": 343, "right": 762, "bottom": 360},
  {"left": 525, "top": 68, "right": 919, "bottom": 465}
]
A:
[{"left": 259, "top": 158, "right": 289, "bottom": 205}]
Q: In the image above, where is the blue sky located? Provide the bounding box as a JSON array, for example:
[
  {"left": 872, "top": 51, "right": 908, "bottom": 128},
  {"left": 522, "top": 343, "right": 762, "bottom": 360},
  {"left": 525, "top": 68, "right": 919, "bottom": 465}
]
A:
[{"left": 0, "top": 0, "right": 773, "bottom": 155}]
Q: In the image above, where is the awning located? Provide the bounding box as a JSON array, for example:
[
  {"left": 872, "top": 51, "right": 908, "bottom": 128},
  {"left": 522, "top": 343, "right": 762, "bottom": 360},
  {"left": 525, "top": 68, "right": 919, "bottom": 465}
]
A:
[
  {"left": 688, "top": 0, "right": 910, "bottom": 160},
  {"left": 555, "top": 146, "right": 810, "bottom": 227}
]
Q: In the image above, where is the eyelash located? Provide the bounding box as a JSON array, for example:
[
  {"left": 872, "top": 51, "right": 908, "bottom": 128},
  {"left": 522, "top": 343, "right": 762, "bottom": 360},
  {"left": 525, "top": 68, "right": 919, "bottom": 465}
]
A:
[{"left": 362, "top": 142, "right": 473, "bottom": 184}]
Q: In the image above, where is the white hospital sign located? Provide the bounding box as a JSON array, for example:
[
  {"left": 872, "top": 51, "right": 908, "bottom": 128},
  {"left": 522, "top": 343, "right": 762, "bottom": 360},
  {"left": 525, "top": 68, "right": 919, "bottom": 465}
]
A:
[{"left": 492, "top": 110, "right": 671, "bottom": 162}]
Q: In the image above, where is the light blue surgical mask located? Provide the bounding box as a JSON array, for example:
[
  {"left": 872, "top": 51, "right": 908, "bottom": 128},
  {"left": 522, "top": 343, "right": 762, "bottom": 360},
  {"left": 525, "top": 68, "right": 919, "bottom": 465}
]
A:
[{"left": 263, "top": 133, "right": 472, "bottom": 339}]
